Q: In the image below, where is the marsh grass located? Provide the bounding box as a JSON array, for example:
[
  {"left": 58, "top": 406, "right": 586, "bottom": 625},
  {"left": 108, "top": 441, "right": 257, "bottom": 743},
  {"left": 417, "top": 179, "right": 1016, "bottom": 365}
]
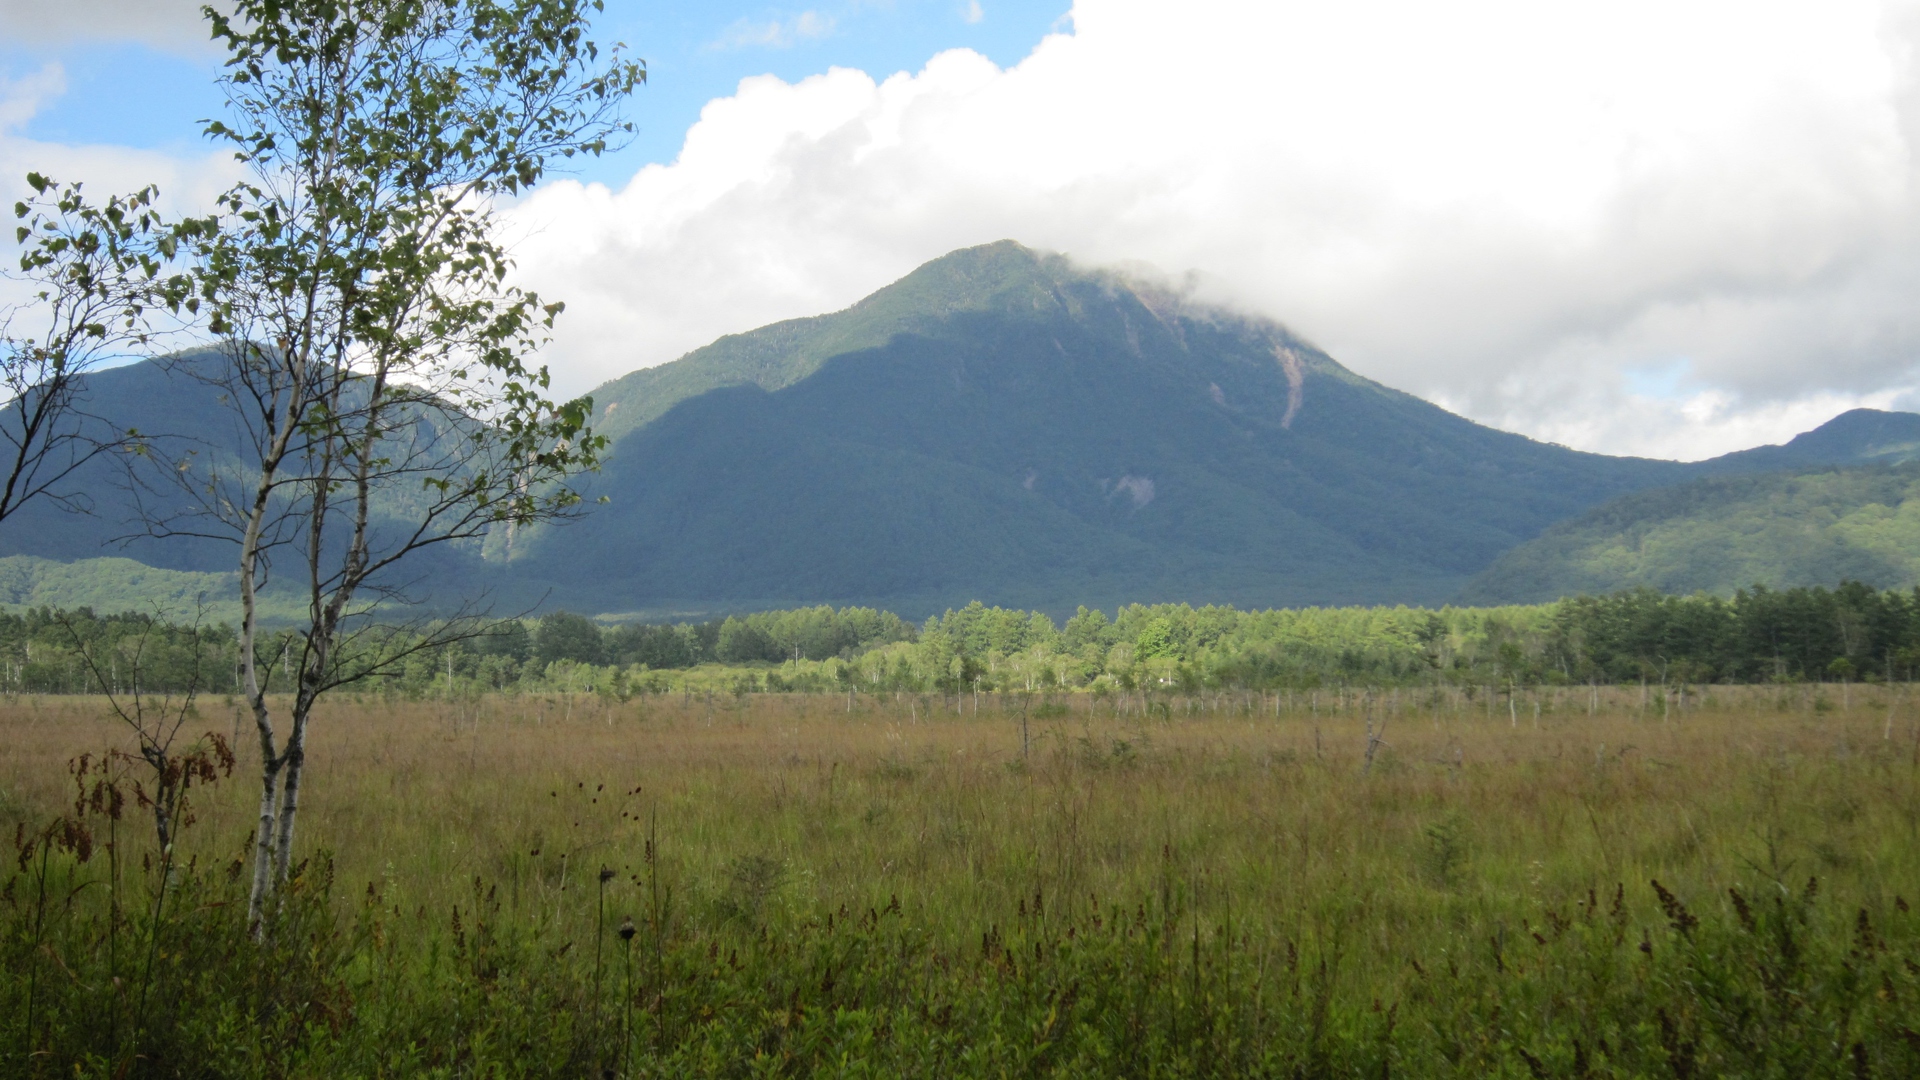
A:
[{"left": 4, "top": 685, "right": 1920, "bottom": 1075}]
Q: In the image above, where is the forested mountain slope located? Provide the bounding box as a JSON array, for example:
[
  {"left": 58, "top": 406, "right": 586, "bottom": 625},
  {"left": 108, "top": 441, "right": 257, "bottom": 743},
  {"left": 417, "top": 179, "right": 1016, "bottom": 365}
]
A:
[
  {"left": 510, "top": 242, "right": 1801, "bottom": 616},
  {"left": 1459, "top": 463, "right": 1920, "bottom": 604},
  {"left": 1698, "top": 409, "right": 1920, "bottom": 475},
  {"left": 0, "top": 351, "right": 502, "bottom": 606},
  {"left": 9, "top": 243, "right": 1920, "bottom": 619},
  {"left": 0, "top": 353, "right": 244, "bottom": 572}
]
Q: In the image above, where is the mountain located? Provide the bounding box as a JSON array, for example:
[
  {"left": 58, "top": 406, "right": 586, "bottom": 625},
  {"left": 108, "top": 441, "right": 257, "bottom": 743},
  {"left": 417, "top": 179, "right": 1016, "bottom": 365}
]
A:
[
  {"left": 0, "top": 350, "right": 500, "bottom": 609},
  {"left": 504, "top": 241, "right": 1855, "bottom": 617},
  {"left": 0, "top": 352, "right": 246, "bottom": 573},
  {"left": 10, "top": 241, "right": 1920, "bottom": 620},
  {"left": 0, "top": 555, "right": 322, "bottom": 623},
  {"left": 1697, "top": 409, "right": 1920, "bottom": 475},
  {"left": 1458, "top": 463, "right": 1920, "bottom": 604}
]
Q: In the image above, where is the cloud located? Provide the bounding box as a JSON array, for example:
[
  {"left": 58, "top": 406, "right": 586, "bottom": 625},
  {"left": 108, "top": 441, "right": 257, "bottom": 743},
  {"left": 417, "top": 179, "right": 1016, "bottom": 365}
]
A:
[
  {"left": 708, "top": 11, "right": 837, "bottom": 51},
  {"left": 0, "top": 62, "right": 238, "bottom": 208},
  {"left": 0, "top": 62, "right": 243, "bottom": 314},
  {"left": 0, "top": 0, "right": 211, "bottom": 50},
  {"left": 0, "top": 63, "right": 66, "bottom": 132},
  {"left": 962, "top": 1, "right": 984, "bottom": 24},
  {"left": 497, "top": 0, "right": 1920, "bottom": 459}
]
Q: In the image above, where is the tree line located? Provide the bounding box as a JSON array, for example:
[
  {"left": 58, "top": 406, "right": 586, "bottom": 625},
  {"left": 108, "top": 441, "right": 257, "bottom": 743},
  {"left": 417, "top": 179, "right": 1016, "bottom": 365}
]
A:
[{"left": 14, "top": 580, "right": 1920, "bottom": 698}]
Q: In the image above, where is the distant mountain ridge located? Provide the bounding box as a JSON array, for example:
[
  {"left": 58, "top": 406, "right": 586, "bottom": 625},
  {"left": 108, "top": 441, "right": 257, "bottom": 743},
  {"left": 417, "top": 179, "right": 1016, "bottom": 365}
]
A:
[
  {"left": 499, "top": 243, "right": 1909, "bottom": 616},
  {"left": 7, "top": 241, "right": 1918, "bottom": 619},
  {"left": 1460, "top": 462, "right": 1920, "bottom": 604},
  {"left": 1699, "top": 409, "right": 1920, "bottom": 474}
]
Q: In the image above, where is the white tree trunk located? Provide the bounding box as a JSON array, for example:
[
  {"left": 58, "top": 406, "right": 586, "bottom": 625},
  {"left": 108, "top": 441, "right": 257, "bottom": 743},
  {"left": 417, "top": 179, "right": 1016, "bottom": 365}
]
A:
[
  {"left": 271, "top": 732, "right": 305, "bottom": 885},
  {"left": 239, "top": 346, "right": 304, "bottom": 932},
  {"left": 247, "top": 756, "right": 281, "bottom": 928}
]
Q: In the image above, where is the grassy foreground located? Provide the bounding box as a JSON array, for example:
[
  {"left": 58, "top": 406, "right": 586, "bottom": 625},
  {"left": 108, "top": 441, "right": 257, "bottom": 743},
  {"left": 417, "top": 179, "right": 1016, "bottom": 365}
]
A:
[{"left": 5, "top": 686, "right": 1920, "bottom": 1077}]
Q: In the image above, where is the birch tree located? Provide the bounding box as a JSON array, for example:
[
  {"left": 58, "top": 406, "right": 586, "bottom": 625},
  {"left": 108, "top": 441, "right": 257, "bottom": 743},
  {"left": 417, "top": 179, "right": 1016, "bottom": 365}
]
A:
[
  {"left": 148, "top": 0, "right": 642, "bottom": 931},
  {"left": 1, "top": 178, "right": 195, "bottom": 526}
]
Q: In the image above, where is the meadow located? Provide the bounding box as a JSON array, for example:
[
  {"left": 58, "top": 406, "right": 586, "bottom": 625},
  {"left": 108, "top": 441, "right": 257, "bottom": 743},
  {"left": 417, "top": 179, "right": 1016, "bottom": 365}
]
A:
[{"left": 5, "top": 684, "right": 1920, "bottom": 1077}]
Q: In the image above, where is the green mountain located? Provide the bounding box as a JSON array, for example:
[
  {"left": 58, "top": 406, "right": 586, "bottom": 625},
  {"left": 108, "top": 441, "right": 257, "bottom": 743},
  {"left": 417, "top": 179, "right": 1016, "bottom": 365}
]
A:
[
  {"left": 0, "top": 350, "right": 507, "bottom": 615},
  {"left": 0, "top": 353, "right": 245, "bottom": 573},
  {"left": 11, "top": 242, "right": 1920, "bottom": 619},
  {"left": 0, "top": 555, "right": 235, "bottom": 616},
  {"left": 1698, "top": 409, "right": 1920, "bottom": 474},
  {"left": 1459, "top": 463, "right": 1920, "bottom": 604},
  {"left": 0, "top": 554, "right": 329, "bottom": 623},
  {"left": 506, "top": 242, "right": 1885, "bottom": 617}
]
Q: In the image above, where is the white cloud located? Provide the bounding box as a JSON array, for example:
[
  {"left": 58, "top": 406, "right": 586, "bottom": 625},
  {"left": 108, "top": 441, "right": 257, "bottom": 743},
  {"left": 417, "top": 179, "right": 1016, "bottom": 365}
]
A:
[
  {"left": 962, "top": 1, "right": 984, "bottom": 24},
  {"left": 499, "top": 0, "right": 1920, "bottom": 459},
  {"left": 0, "top": 0, "right": 211, "bottom": 51},
  {"left": 0, "top": 63, "right": 238, "bottom": 210},
  {"left": 0, "top": 64, "right": 66, "bottom": 133},
  {"left": 0, "top": 63, "right": 244, "bottom": 314},
  {"left": 708, "top": 10, "right": 837, "bottom": 51}
]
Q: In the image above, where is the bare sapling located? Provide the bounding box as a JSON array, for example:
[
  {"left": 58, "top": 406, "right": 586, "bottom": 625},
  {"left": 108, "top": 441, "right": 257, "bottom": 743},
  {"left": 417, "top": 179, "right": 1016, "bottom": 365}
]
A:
[
  {"left": 28, "top": 608, "right": 233, "bottom": 1071},
  {"left": 58, "top": 604, "right": 233, "bottom": 852},
  {"left": 1363, "top": 714, "right": 1388, "bottom": 775}
]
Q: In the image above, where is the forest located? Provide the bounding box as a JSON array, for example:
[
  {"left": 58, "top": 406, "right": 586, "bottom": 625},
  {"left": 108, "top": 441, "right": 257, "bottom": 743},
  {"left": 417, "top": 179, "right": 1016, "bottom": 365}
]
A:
[
  {"left": 10, "top": 579, "right": 1920, "bottom": 699},
  {"left": 1462, "top": 462, "right": 1920, "bottom": 604}
]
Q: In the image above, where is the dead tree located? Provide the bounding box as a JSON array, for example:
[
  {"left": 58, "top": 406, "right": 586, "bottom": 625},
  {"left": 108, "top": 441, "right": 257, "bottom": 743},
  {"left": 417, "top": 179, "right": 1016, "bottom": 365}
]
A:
[{"left": 58, "top": 604, "right": 234, "bottom": 852}]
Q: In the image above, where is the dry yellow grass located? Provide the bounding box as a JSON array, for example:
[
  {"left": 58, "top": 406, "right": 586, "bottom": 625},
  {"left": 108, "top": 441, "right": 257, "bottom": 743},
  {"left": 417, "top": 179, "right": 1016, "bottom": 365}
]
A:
[
  {"left": 10, "top": 685, "right": 1920, "bottom": 1075},
  {"left": 6, "top": 683, "right": 1916, "bottom": 966}
]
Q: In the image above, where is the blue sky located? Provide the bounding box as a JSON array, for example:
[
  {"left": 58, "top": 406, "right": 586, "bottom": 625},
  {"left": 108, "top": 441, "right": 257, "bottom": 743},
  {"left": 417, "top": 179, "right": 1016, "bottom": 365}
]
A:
[{"left": 1, "top": 0, "right": 1070, "bottom": 187}]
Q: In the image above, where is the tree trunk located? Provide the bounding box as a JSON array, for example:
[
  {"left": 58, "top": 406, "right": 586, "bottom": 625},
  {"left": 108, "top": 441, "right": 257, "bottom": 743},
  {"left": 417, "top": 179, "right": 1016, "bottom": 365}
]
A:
[
  {"left": 246, "top": 742, "right": 282, "bottom": 928},
  {"left": 239, "top": 370, "right": 299, "bottom": 930},
  {"left": 243, "top": 615, "right": 282, "bottom": 929},
  {"left": 272, "top": 727, "right": 306, "bottom": 885}
]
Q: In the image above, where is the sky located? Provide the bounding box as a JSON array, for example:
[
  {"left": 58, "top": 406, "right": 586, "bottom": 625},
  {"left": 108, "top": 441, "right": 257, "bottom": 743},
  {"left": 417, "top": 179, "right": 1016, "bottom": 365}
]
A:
[{"left": 3, "top": 0, "right": 1919, "bottom": 462}]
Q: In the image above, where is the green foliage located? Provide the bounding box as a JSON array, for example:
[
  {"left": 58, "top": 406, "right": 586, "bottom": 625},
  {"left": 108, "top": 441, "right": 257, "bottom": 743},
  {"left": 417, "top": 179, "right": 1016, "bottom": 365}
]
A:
[
  {"left": 1136, "top": 617, "right": 1178, "bottom": 659},
  {"left": 473, "top": 618, "right": 532, "bottom": 663},
  {"left": 1418, "top": 816, "right": 1467, "bottom": 888},
  {"left": 1466, "top": 463, "right": 1920, "bottom": 604},
  {"left": 537, "top": 611, "right": 605, "bottom": 666},
  {"left": 12, "top": 872, "right": 1917, "bottom": 1077},
  {"left": 0, "top": 174, "right": 198, "bottom": 534},
  {"left": 23, "top": 576, "right": 1920, "bottom": 701},
  {"left": 0, "top": 555, "right": 338, "bottom": 628},
  {"left": 134, "top": 0, "right": 652, "bottom": 924},
  {"left": 715, "top": 616, "right": 777, "bottom": 664},
  {"left": 0, "top": 556, "right": 234, "bottom": 620},
  {"left": 1540, "top": 580, "right": 1920, "bottom": 684},
  {"left": 605, "top": 620, "right": 706, "bottom": 669},
  {"left": 0, "top": 606, "right": 237, "bottom": 695}
]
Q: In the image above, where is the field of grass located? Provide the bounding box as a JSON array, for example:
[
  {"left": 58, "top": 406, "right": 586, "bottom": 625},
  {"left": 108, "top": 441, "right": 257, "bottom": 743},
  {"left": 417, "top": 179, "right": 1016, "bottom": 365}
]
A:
[{"left": 6, "top": 685, "right": 1920, "bottom": 1076}]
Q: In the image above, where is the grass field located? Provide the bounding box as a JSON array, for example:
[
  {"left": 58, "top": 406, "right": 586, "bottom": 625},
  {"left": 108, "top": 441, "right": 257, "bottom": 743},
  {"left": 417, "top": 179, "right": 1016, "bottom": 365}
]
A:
[{"left": 6, "top": 685, "right": 1920, "bottom": 1076}]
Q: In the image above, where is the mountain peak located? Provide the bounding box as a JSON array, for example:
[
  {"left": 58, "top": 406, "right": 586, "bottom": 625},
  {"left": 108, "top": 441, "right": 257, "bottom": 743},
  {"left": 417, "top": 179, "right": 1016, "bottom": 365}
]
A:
[
  {"left": 586, "top": 241, "right": 1057, "bottom": 442},
  {"left": 1785, "top": 408, "right": 1920, "bottom": 459},
  {"left": 873, "top": 240, "right": 1050, "bottom": 299},
  {"left": 586, "top": 241, "right": 1299, "bottom": 442},
  {"left": 11, "top": 243, "right": 1919, "bottom": 617},
  {"left": 1700, "top": 407, "right": 1920, "bottom": 474},
  {"left": 515, "top": 244, "right": 1726, "bottom": 615},
  {"left": 825, "top": 240, "right": 1069, "bottom": 330}
]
